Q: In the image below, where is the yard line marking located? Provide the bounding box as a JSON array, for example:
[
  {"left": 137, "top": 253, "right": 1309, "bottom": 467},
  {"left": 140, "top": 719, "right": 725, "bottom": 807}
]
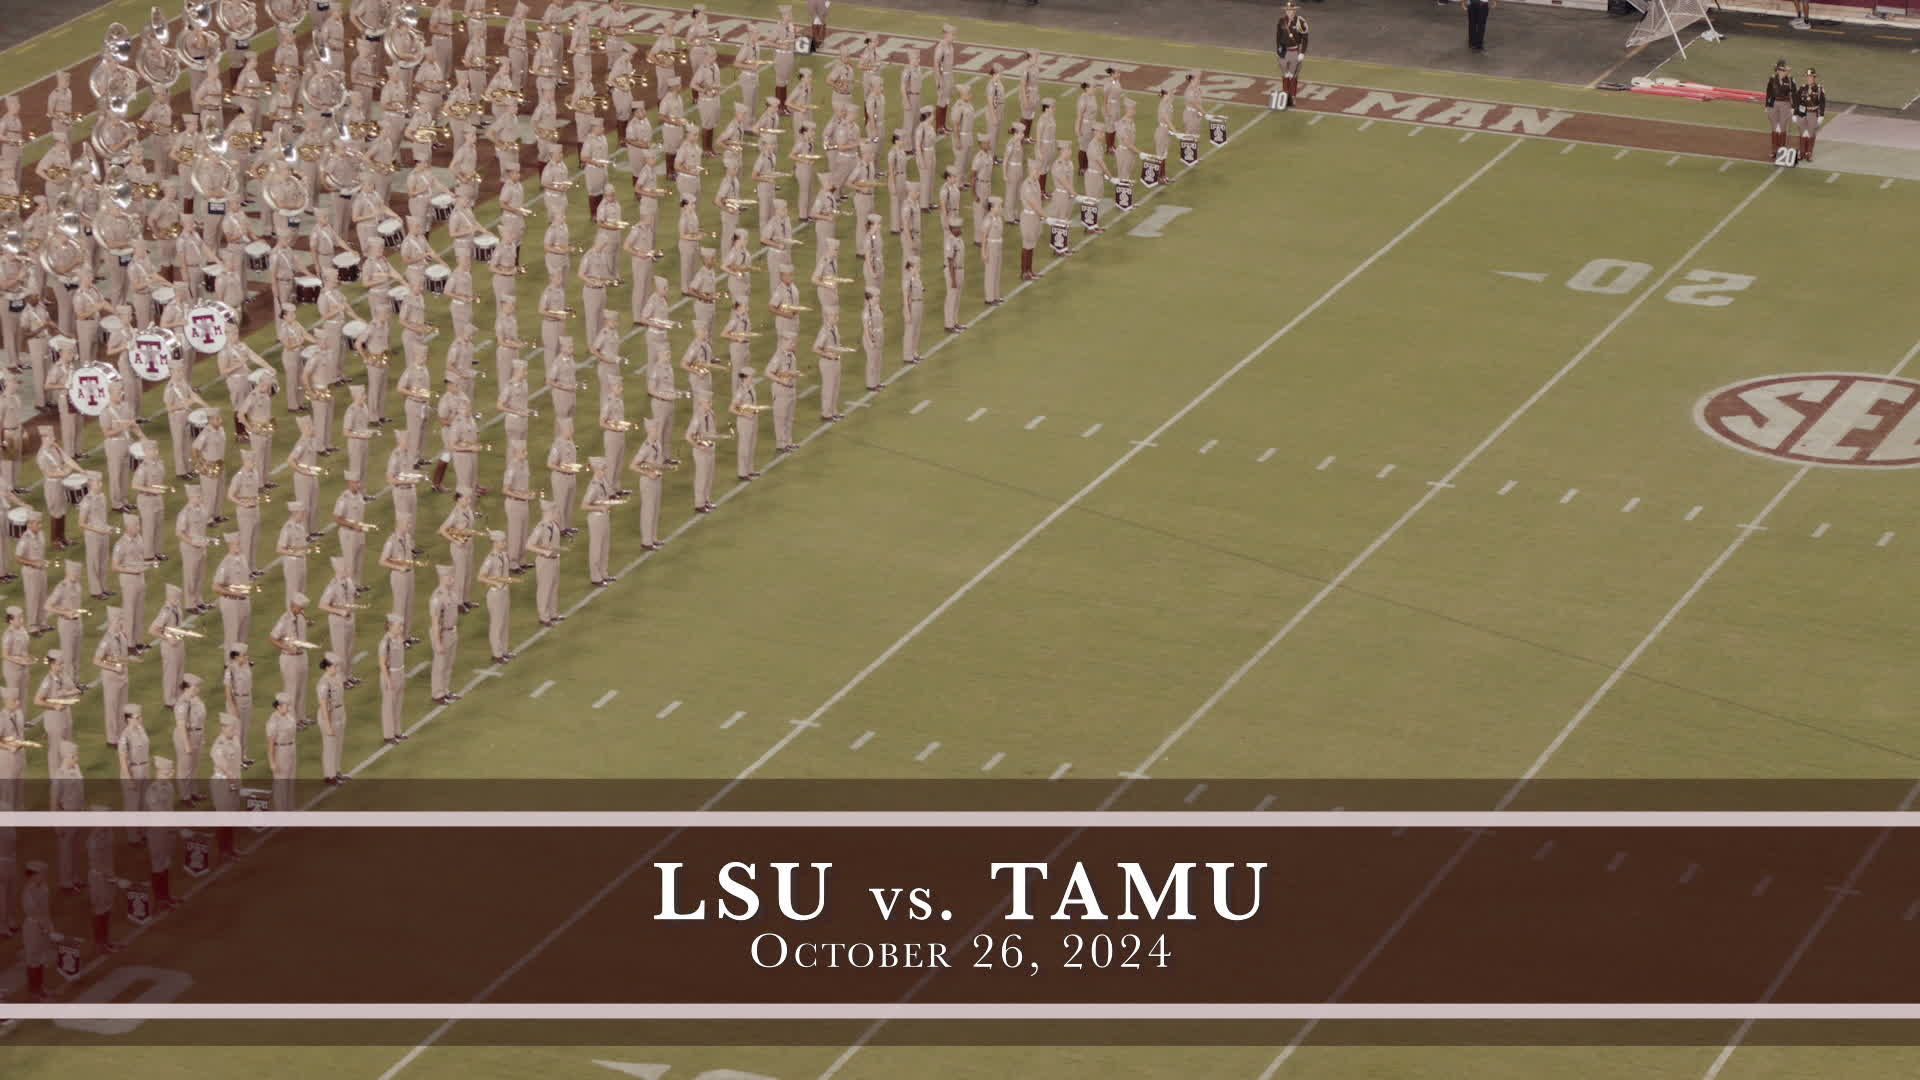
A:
[
  {"left": 352, "top": 650, "right": 368, "bottom": 666},
  {"left": 1497, "top": 480, "right": 1516, "bottom": 495},
  {"left": 1258, "top": 448, "right": 1277, "bottom": 463},
  {"left": 721, "top": 711, "right": 745, "bottom": 730},
  {"left": 1130, "top": 439, "right": 1160, "bottom": 448},
  {"left": 1532, "top": 841, "right": 1554, "bottom": 861},
  {"left": 1226, "top": 171, "right": 1786, "bottom": 1078},
  {"left": 910, "top": 399, "right": 932, "bottom": 414},
  {"left": 1560, "top": 143, "right": 1576, "bottom": 155},
  {"left": 1407, "top": 127, "right": 1421, "bottom": 137},
  {"left": 1607, "top": 851, "right": 1629, "bottom": 872},
  {"left": 1183, "top": 783, "right": 1209, "bottom": 806},
  {"left": 1254, "top": 794, "right": 1278, "bottom": 811},
  {"left": 1753, "top": 875, "right": 1773, "bottom": 898},
  {"left": 1622, "top": 498, "right": 1639, "bottom": 513},
  {"left": 1081, "top": 423, "right": 1102, "bottom": 438},
  {"left": 1883, "top": 178, "right": 1896, "bottom": 190},
  {"left": 980, "top": 752, "right": 1005, "bottom": 772},
  {"left": 591, "top": 691, "right": 619, "bottom": 710},
  {"left": 655, "top": 700, "right": 682, "bottom": 719},
  {"left": 406, "top": 661, "right": 429, "bottom": 679},
  {"left": 1316, "top": 455, "right": 1336, "bottom": 471},
  {"left": 965, "top": 407, "right": 987, "bottom": 422},
  {"left": 849, "top": 730, "right": 875, "bottom": 751},
  {"left": 1049, "top": 762, "right": 1072, "bottom": 780},
  {"left": 1358, "top": 119, "right": 1374, "bottom": 131},
  {"left": 1679, "top": 862, "right": 1699, "bottom": 885},
  {"left": 472, "top": 669, "right": 503, "bottom": 680},
  {"left": 914, "top": 741, "right": 941, "bottom": 762},
  {"left": 1309, "top": 114, "right": 1325, "bottom": 125},
  {"left": 1812, "top": 522, "right": 1829, "bottom": 538},
  {"left": 1559, "top": 488, "right": 1579, "bottom": 505},
  {"left": 1704, "top": 782, "right": 1920, "bottom": 1080},
  {"left": 1666, "top": 154, "right": 1680, "bottom": 166},
  {"left": 1878, "top": 531, "right": 1895, "bottom": 547},
  {"left": 1375, "top": 464, "right": 1395, "bottom": 479},
  {"left": 800, "top": 384, "right": 820, "bottom": 399},
  {"left": 529, "top": 680, "right": 555, "bottom": 699},
  {"left": 1025, "top": 415, "right": 1046, "bottom": 430},
  {"left": 1614, "top": 148, "right": 1630, "bottom": 160},
  {"left": 1199, "top": 439, "right": 1218, "bottom": 454},
  {"left": 1826, "top": 172, "right": 1839, "bottom": 184},
  {"left": 1458, "top": 130, "right": 1473, "bottom": 143},
  {"left": 1719, "top": 160, "right": 1735, "bottom": 173},
  {"left": 1686, "top": 505, "right": 1703, "bottom": 521}
]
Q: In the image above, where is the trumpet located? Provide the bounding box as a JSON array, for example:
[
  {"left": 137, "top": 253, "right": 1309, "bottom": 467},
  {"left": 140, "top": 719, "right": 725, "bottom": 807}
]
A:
[
  {"left": 286, "top": 639, "right": 321, "bottom": 650},
  {"left": 43, "top": 697, "right": 82, "bottom": 708},
  {"left": 486, "top": 87, "right": 525, "bottom": 104},
  {"left": 769, "top": 303, "right": 812, "bottom": 317},
  {"left": 345, "top": 520, "right": 381, "bottom": 532},
  {"left": 292, "top": 462, "right": 327, "bottom": 477},
  {"left": 555, "top": 462, "right": 585, "bottom": 475},
  {"left": 825, "top": 275, "right": 856, "bottom": 286},
  {"left": 160, "top": 626, "right": 206, "bottom": 641},
  {"left": 219, "top": 583, "right": 255, "bottom": 596},
  {"left": 722, "top": 197, "right": 756, "bottom": 213},
  {"left": 568, "top": 93, "right": 608, "bottom": 112},
  {"left": 721, "top": 330, "right": 761, "bottom": 343},
  {"left": 0, "top": 736, "right": 43, "bottom": 751}
]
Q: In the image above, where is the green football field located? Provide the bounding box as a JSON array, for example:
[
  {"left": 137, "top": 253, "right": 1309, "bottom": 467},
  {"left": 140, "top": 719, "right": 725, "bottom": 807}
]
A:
[{"left": 6, "top": 1, "right": 1920, "bottom": 1078}]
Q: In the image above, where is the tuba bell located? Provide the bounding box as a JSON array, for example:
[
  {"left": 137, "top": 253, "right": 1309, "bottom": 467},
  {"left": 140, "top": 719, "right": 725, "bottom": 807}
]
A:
[
  {"left": 144, "top": 5, "right": 172, "bottom": 46},
  {"left": 385, "top": 23, "right": 427, "bottom": 68},
  {"left": 264, "top": 0, "right": 305, "bottom": 30},
  {"left": 175, "top": 25, "right": 220, "bottom": 70},
  {"left": 103, "top": 22, "right": 136, "bottom": 63},
  {"left": 136, "top": 40, "right": 181, "bottom": 89}
]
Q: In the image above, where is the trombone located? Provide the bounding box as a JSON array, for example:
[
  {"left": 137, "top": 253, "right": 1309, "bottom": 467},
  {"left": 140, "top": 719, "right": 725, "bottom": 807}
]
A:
[{"left": 159, "top": 626, "right": 206, "bottom": 641}]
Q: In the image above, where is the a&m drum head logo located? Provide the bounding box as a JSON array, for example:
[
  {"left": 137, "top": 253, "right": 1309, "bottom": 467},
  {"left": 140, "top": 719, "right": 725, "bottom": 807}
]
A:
[
  {"left": 67, "top": 363, "right": 117, "bottom": 417},
  {"left": 1695, "top": 373, "right": 1920, "bottom": 467},
  {"left": 186, "top": 303, "right": 229, "bottom": 353},
  {"left": 131, "top": 328, "right": 174, "bottom": 382}
]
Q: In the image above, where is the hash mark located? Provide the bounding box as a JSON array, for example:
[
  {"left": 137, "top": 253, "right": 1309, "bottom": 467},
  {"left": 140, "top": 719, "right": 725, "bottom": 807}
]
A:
[
  {"left": 1613, "top": 149, "right": 1629, "bottom": 160},
  {"left": 1407, "top": 127, "right": 1421, "bottom": 137},
  {"left": 1255, "top": 794, "right": 1277, "bottom": 811},
  {"left": 910, "top": 399, "right": 932, "bottom": 414},
  {"left": 591, "top": 690, "right": 619, "bottom": 710},
  {"left": 407, "top": 661, "right": 430, "bottom": 678},
  {"left": 1533, "top": 841, "right": 1554, "bottom": 861},
  {"left": 1719, "top": 160, "right": 1735, "bottom": 173},
  {"left": 1183, "top": 783, "right": 1208, "bottom": 806},
  {"left": 1081, "top": 423, "right": 1102, "bottom": 438},
  {"left": 1679, "top": 862, "right": 1699, "bottom": 885},
  {"left": 1458, "top": 131, "right": 1474, "bottom": 143},
  {"left": 1560, "top": 488, "right": 1579, "bottom": 505},
  {"left": 656, "top": 700, "right": 682, "bottom": 719},
  {"left": 1309, "top": 114, "right": 1325, "bottom": 126},
  {"left": 1906, "top": 899, "right": 1920, "bottom": 921},
  {"left": 1199, "top": 439, "right": 1218, "bottom": 454},
  {"left": 1883, "top": 178, "right": 1896, "bottom": 190},
  {"left": 1560, "top": 144, "right": 1576, "bottom": 155},
  {"left": 981, "top": 751, "right": 1005, "bottom": 772},
  {"left": 914, "top": 740, "right": 940, "bottom": 762},
  {"left": 1878, "top": 531, "right": 1895, "bottom": 547},
  {"left": 352, "top": 651, "right": 367, "bottom": 666},
  {"left": 1826, "top": 173, "right": 1839, "bottom": 184},
  {"left": 722, "top": 711, "right": 745, "bottom": 729},
  {"left": 1025, "top": 415, "right": 1046, "bottom": 430},
  {"left": 1753, "top": 875, "right": 1772, "bottom": 897},
  {"left": 530, "top": 680, "right": 555, "bottom": 698},
  {"left": 1358, "top": 119, "right": 1374, "bottom": 131},
  {"left": 1376, "top": 464, "right": 1396, "bottom": 479},
  {"left": 1622, "top": 497, "right": 1640, "bottom": 513},
  {"left": 1812, "top": 522, "right": 1830, "bottom": 538},
  {"left": 850, "top": 730, "right": 875, "bottom": 751},
  {"left": 965, "top": 407, "right": 987, "bottom": 423},
  {"left": 1607, "top": 850, "right": 1628, "bottom": 872},
  {"left": 1316, "top": 455, "right": 1335, "bottom": 471},
  {"left": 1049, "top": 761, "right": 1072, "bottom": 780},
  {"left": 1498, "top": 480, "right": 1516, "bottom": 495},
  {"left": 1666, "top": 154, "right": 1680, "bottom": 166},
  {"left": 1257, "top": 447, "right": 1277, "bottom": 463},
  {"left": 1685, "top": 505, "right": 1703, "bottom": 521}
]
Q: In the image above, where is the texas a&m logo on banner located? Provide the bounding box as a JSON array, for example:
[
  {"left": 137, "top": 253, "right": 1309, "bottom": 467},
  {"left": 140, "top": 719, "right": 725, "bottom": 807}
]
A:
[
  {"left": 55, "top": 940, "right": 83, "bottom": 979},
  {"left": 183, "top": 832, "right": 213, "bottom": 877},
  {"left": 130, "top": 328, "right": 175, "bottom": 382},
  {"left": 1695, "top": 373, "right": 1920, "bottom": 468},
  {"left": 126, "top": 882, "right": 153, "bottom": 925},
  {"left": 186, "top": 303, "right": 230, "bottom": 354}
]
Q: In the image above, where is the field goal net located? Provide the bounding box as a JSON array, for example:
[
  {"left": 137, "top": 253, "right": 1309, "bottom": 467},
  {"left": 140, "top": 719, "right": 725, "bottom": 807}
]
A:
[{"left": 1626, "top": 0, "right": 1721, "bottom": 59}]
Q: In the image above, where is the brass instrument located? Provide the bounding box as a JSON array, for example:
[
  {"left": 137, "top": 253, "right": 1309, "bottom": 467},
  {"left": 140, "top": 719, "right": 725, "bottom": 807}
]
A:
[
  {"left": 567, "top": 93, "right": 608, "bottom": 113},
  {"left": 159, "top": 626, "right": 205, "bottom": 641},
  {"left": 220, "top": 582, "right": 255, "bottom": 596},
  {"left": 769, "top": 303, "right": 812, "bottom": 317},
  {"left": 43, "top": 697, "right": 83, "bottom": 708},
  {"left": 486, "top": 87, "right": 525, "bottom": 105},
  {"left": 346, "top": 520, "right": 381, "bottom": 532},
  {"left": 292, "top": 461, "right": 327, "bottom": 476},
  {"left": 722, "top": 197, "right": 756, "bottom": 213},
  {"left": 0, "top": 736, "right": 43, "bottom": 751},
  {"left": 721, "top": 330, "right": 761, "bottom": 343},
  {"left": 555, "top": 462, "right": 584, "bottom": 475},
  {"left": 286, "top": 639, "right": 320, "bottom": 650}
]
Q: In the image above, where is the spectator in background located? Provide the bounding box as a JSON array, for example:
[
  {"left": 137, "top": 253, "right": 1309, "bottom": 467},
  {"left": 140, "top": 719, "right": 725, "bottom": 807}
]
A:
[
  {"left": 1466, "top": 0, "right": 1493, "bottom": 51},
  {"left": 1791, "top": 0, "right": 1812, "bottom": 30}
]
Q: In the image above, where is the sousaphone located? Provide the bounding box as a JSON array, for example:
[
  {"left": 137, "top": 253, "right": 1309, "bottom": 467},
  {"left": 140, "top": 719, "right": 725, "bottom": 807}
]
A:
[
  {"left": 90, "top": 60, "right": 139, "bottom": 103},
  {"left": 39, "top": 229, "right": 86, "bottom": 282},
  {"left": 144, "top": 5, "right": 172, "bottom": 47},
  {"left": 136, "top": 40, "right": 181, "bottom": 90},
  {"left": 176, "top": 0, "right": 219, "bottom": 69},
  {"left": 189, "top": 138, "right": 241, "bottom": 209},
  {"left": 262, "top": 153, "right": 312, "bottom": 216},
  {"left": 94, "top": 205, "right": 140, "bottom": 255},
  {"left": 384, "top": 7, "right": 427, "bottom": 69},
  {"left": 90, "top": 105, "right": 140, "bottom": 165},
  {"left": 349, "top": 0, "right": 390, "bottom": 39},
  {"left": 215, "top": 0, "right": 257, "bottom": 41},
  {"left": 319, "top": 142, "right": 368, "bottom": 196},
  {"left": 0, "top": 250, "right": 28, "bottom": 297},
  {"left": 264, "top": 0, "right": 306, "bottom": 32},
  {"left": 302, "top": 66, "right": 347, "bottom": 113}
]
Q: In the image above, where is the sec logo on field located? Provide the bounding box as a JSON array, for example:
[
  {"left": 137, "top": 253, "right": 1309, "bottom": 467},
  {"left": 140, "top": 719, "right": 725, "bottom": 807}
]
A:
[{"left": 1695, "top": 373, "right": 1920, "bottom": 467}]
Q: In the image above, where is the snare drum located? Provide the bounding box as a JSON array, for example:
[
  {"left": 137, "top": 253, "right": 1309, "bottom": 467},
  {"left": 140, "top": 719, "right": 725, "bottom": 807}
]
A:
[
  {"left": 62, "top": 473, "right": 89, "bottom": 506},
  {"left": 245, "top": 241, "right": 270, "bottom": 271},
  {"left": 151, "top": 285, "right": 176, "bottom": 309},
  {"left": 294, "top": 276, "right": 323, "bottom": 304},
  {"left": 388, "top": 285, "right": 410, "bottom": 313},
  {"left": 430, "top": 194, "right": 453, "bottom": 223},
  {"left": 201, "top": 263, "right": 223, "bottom": 293},
  {"left": 332, "top": 251, "right": 362, "bottom": 284},
  {"left": 424, "top": 264, "right": 450, "bottom": 295},
  {"left": 97, "top": 315, "right": 124, "bottom": 348},
  {"left": 187, "top": 407, "right": 210, "bottom": 440},
  {"left": 472, "top": 231, "right": 497, "bottom": 263},
  {"left": 379, "top": 219, "right": 403, "bottom": 248},
  {"left": 5, "top": 506, "right": 29, "bottom": 538},
  {"left": 343, "top": 319, "right": 369, "bottom": 351}
]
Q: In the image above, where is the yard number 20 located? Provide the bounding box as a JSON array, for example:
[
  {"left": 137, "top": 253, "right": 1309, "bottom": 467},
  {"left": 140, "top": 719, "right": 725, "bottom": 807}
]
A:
[{"left": 1565, "top": 259, "right": 1755, "bottom": 307}]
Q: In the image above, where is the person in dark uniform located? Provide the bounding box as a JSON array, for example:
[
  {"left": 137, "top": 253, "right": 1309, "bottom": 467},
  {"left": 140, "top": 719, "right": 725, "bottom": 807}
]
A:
[
  {"left": 1764, "top": 60, "right": 1797, "bottom": 160},
  {"left": 1794, "top": 69, "right": 1827, "bottom": 163},
  {"left": 1465, "top": 0, "right": 1493, "bottom": 52},
  {"left": 1276, "top": 3, "right": 1309, "bottom": 103}
]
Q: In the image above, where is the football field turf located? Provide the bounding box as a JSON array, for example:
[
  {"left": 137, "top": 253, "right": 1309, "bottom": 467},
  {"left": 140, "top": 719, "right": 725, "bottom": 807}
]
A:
[{"left": 6, "top": 2, "right": 1920, "bottom": 1079}]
